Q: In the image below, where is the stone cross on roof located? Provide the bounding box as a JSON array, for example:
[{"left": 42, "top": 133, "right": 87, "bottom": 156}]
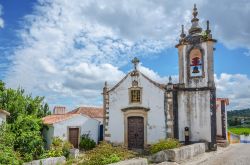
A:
[{"left": 131, "top": 57, "right": 140, "bottom": 70}]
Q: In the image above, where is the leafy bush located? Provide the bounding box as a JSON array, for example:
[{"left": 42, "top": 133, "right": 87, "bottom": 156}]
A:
[
  {"left": 81, "top": 142, "right": 136, "bottom": 165},
  {"left": 41, "top": 137, "right": 73, "bottom": 159},
  {"left": 79, "top": 134, "right": 96, "bottom": 151},
  {"left": 0, "top": 80, "right": 51, "bottom": 162},
  {"left": 0, "top": 145, "right": 23, "bottom": 165},
  {"left": 229, "top": 127, "right": 250, "bottom": 136},
  {"left": 150, "top": 138, "right": 181, "bottom": 154},
  {"left": 0, "top": 124, "right": 23, "bottom": 165},
  {"left": 11, "top": 115, "right": 45, "bottom": 162}
]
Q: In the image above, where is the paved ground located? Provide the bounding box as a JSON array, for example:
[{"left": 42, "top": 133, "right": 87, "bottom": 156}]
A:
[{"left": 181, "top": 144, "right": 250, "bottom": 165}]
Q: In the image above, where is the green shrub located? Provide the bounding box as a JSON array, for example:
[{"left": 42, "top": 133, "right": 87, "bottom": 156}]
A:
[
  {"left": 11, "top": 115, "right": 45, "bottom": 162},
  {"left": 79, "top": 134, "right": 96, "bottom": 151},
  {"left": 0, "top": 145, "right": 23, "bottom": 165},
  {"left": 41, "top": 137, "right": 73, "bottom": 159},
  {"left": 150, "top": 138, "right": 181, "bottom": 154},
  {"left": 81, "top": 142, "right": 136, "bottom": 165},
  {"left": 0, "top": 124, "right": 23, "bottom": 164},
  {"left": 101, "top": 154, "right": 121, "bottom": 164}
]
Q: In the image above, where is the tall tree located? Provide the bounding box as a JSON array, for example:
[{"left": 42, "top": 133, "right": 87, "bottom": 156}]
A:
[{"left": 0, "top": 80, "right": 50, "bottom": 162}]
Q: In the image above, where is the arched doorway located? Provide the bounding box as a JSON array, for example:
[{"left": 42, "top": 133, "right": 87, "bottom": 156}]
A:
[{"left": 127, "top": 116, "right": 144, "bottom": 149}]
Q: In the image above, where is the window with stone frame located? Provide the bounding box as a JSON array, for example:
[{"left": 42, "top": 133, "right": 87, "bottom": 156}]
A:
[{"left": 130, "top": 89, "right": 141, "bottom": 103}]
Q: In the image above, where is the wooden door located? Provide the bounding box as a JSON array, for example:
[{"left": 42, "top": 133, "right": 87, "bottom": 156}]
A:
[
  {"left": 69, "top": 128, "right": 79, "bottom": 148},
  {"left": 128, "top": 116, "right": 144, "bottom": 149}
]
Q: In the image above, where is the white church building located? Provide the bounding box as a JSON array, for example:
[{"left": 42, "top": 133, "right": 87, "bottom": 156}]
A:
[{"left": 103, "top": 5, "right": 228, "bottom": 150}]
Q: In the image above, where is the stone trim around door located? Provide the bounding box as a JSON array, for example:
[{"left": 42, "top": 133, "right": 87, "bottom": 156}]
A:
[
  {"left": 123, "top": 109, "right": 148, "bottom": 149},
  {"left": 67, "top": 126, "right": 81, "bottom": 148}
]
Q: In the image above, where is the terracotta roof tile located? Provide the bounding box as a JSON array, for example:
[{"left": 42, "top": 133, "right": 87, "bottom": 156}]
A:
[
  {"left": 68, "top": 107, "right": 104, "bottom": 118},
  {"left": 0, "top": 109, "right": 10, "bottom": 116},
  {"left": 42, "top": 114, "right": 80, "bottom": 125},
  {"left": 216, "top": 98, "right": 229, "bottom": 105}
]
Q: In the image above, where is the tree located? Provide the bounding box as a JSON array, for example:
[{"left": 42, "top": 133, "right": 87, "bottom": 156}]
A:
[
  {"left": 0, "top": 80, "right": 50, "bottom": 162},
  {"left": 0, "top": 81, "right": 50, "bottom": 123}
]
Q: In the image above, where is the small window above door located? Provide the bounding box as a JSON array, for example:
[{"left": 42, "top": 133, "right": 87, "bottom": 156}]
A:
[{"left": 129, "top": 87, "right": 142, "bottom": 104}]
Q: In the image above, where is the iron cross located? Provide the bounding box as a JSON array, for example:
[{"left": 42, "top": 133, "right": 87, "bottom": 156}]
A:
[{"left": 131, "top": 57, "right": 140, "bottom": 70}]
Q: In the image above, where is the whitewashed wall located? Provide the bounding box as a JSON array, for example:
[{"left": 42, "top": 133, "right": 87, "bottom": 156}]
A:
[
  {"left": 216, "top": 101, "right": 222, "bottom": 136},
  {"left": 109, "top": 72, "right": 166, "bottom": 144},
  {"left": 0, "top": 113, "right": 7, "bottom": 124},
  {"left": 178, "top": 90, "right": 211, "bottom": 142},
  {"left": 45, "top": 115, "right": 100, "bottom": 148}
]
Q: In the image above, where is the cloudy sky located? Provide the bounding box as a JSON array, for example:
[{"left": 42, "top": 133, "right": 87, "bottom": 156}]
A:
[{"left": 0, "top": 0, "right": 249, "bottom": 110}]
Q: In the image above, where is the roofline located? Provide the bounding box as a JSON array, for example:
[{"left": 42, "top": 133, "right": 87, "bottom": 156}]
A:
[
  {"left": 108, "top": 71, "right": 166, "bottom": 93},
  {"left": 43, "top": 113, "right": 100, "bottom": 125},
  {"left": 108, "top": 73, "right": 130, "bottom": 92},
  {"left": 68, "top": 106, "right": 103, "bottom": 113},
  {"left": 0, "top": 109, "right": 10, "bottom": 116},
  {"left": 140, "top": 72, "right": 165, "bottom": 90},
  {"left": 216, "top": 98, "right": 229, "bottom": 105}
]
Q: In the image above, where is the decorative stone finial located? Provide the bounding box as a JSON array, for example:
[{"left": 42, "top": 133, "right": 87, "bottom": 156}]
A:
[
  {"left": 189, "top": 4, "right": 202, "bottom": 35},
  {"left": 131, "top": 57, "right": 140, "bottom": 71},
  {"left": 206, "top": 20, "right": 211, "bottom": 34},
  {"left": 180, "top": 25, "right": 186, "bottom": 39},
  {"left": 192, "top": 4, "right": 198, "bottom": 22},
  {"left": 168, "top": 76, "right": 172, "bottom": 84},
  {"left": 104, "top": 81, "right": 107, "bottom": 87}
]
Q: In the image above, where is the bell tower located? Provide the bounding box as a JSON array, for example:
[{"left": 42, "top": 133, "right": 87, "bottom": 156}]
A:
[{"left": 175, "top": 4, "right": 217, "bottom": 150}]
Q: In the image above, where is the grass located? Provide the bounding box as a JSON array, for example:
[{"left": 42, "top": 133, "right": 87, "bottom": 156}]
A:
[
  {"left": 228, "top": 127, "right": 250, "bottom": 136},
  {"left": 66, "top": 142, "right": 136, "bottom": 165},
  {"left": 149, "top": 138, "right": 181, "bottom": 154}
]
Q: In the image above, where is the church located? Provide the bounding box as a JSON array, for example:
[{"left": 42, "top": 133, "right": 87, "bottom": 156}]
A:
[{"left": 103, "top": 5, "right": 227, "bottom": 151}]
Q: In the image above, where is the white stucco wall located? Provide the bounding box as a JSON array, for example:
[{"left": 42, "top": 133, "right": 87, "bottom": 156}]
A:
[
  {"left": 0, "top": 113, "right": 7, "bottom": 124},
  {"left": 216, "top": 101, "right": 222, "bottom": 136},
  {"left": 44, "top": 115, "right": 100, "bottom": 148},
  {"left": 94, "top": 117, "right": 103, "bottom": 124},
  {"left": 178, "top": 90, "right": 211, "bottom": 142},
  {"left": 108, "top": 72, "right": 166, "bottom": 145}
]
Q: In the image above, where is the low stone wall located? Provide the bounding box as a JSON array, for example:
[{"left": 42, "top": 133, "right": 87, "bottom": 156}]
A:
[
  {"left": 109, "top": 158, "right": 148, "bottom": 165},
  {"left": 24, "top": 156, "right": 66, "bottom": 165},
  {"left": 149, "top": 143, "right": 206, "bottom": 163}
]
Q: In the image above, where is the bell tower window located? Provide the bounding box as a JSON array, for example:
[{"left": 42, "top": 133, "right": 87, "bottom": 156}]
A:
[{"left": 189, "top": 48, "right": 203, "bottom": 77}]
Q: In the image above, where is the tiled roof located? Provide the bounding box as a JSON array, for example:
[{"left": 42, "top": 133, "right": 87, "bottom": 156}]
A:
[
  {"left": 42, "top": 114, "right": 80, "bottom": 125},
  {"left": 0, "top": 109, "right": 10, "bottom": 116},
  {"left": 68, "top": 107, "right": 104, "bottom": 118},
  {"left": 216, "top": 98, "right": 229, "bottom": 105}
]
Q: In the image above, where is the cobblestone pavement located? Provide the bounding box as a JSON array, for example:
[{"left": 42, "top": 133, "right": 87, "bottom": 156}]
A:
[{"left": 180, "top": 144, "right": 250, "bottom": 165}]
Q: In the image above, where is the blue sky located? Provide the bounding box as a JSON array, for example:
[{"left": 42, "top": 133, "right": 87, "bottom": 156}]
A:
[{"left": 0, "top": 0, "right": 249, "bottom": 110}]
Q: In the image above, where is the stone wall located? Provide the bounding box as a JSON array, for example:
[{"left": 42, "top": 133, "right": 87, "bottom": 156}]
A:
[
  {"left": 24, "top": 156, "right": 66, "bottom": 165},
  {"left": 109, "top": 158, "right": 148, "bottom": 165},
  {"left": 149, "top": 143, "right": 206, "bottom": 163}
]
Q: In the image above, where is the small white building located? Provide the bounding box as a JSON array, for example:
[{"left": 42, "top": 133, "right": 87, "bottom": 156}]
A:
[
  {"left": 68, "top": 106, "right": 104, "bottom": 124},
  {"left": 0, "top": 109, "right": 10, "bottom": 124},
  {"left": 68, "top": 106, "right": 104, "bottom": 141},
  {"left": 42, "top": 113, "right": 100, "bottom": 149}
]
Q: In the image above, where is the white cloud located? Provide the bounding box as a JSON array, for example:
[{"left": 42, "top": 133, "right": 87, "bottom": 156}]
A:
[
  {"left": 0, "top": 4, "right": 4, "bottom": 28},
  {"left": 138, "top": 64, "right": 178, "bottom": 84},
  {"left": 215, "top": 73, "right": 250, "bottom": 110},
  {"left": 4, "top": 0, "right": 250, "bottom": 109}
]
